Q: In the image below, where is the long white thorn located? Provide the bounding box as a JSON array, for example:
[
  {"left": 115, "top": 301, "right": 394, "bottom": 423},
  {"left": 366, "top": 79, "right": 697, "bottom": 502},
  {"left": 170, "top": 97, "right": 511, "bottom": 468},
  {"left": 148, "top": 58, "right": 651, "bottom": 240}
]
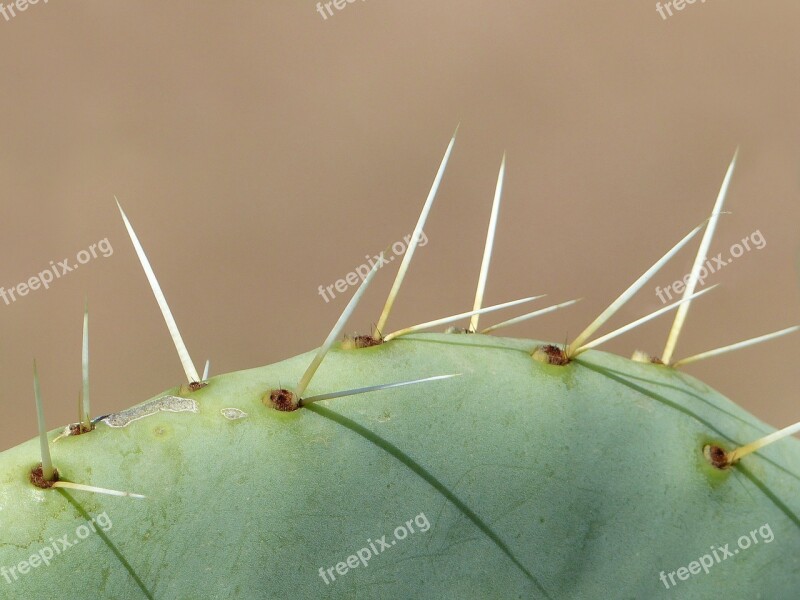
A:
[
  {"left": 116, "top": 197, "right": 200, "bottom": 383},
  {"left": 480, "top": 298, "right": 581, "bottom": 334},
  {"left": 295, "top": 252, "right": 384, "bottom": 398},
  {"left": 81, "top": 299, "right": 90, "bottom": 430},
  {"left": 33, "top": 360, "right": 55, "bottom": 481},
  {"left": 573, "top": 286, "right": 717, "bottom": 356},
  {"left": 51, "top": 481, "right": 146, "bottom": 499},
  {"left": 470, "top": 153, "right": 506, "bottom": 332},
  {"left": 202, "top": 359, "right": 210, "bottom": 381},
  {"left": 567, "top": 222, "right": 707, "bottom": 356},
  {"left": 383, "top": 295, "right": 544, "bottom": 342},
  {"left": 374, "top": 127, "right": 458, "bottom": 338},
  {"left": 673, "top": 325, "right": 800, "bottom": 368},
  {"left": 301, "top": 374, "right": 460, "bottom": 406},
  {"left": 662, "top": 149, "right": 739, "bottom": 364},
  {"left": 727, "top": 420, "right": 800, "bottom": 464}
]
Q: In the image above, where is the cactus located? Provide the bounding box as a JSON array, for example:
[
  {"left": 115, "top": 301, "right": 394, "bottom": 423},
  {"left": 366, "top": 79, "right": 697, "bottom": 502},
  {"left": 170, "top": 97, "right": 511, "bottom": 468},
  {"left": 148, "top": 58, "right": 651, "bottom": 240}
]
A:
[{"left": 0, "top": 134, "right": 798, "bottom": 599}]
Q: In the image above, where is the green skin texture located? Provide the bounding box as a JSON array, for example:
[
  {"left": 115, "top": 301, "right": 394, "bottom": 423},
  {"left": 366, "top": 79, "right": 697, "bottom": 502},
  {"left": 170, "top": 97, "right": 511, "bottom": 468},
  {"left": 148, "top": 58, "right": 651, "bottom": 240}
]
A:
[{"left": 0, "top": 333, "right": 798, "bottom": 599}]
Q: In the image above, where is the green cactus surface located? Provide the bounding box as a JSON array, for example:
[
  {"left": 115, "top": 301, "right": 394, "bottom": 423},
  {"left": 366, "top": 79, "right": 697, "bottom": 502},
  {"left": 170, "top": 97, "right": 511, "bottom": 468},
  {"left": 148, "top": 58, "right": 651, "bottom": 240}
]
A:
[{"left": 0, "top": 332, "right": 798, "bottom": 599}]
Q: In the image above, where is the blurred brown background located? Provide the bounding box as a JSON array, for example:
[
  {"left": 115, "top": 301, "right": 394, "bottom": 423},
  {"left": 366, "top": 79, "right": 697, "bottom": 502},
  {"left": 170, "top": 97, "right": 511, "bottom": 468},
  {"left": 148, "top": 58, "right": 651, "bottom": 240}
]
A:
[{"left": 0, "top": 2, "right": 798, "bottom": 449}]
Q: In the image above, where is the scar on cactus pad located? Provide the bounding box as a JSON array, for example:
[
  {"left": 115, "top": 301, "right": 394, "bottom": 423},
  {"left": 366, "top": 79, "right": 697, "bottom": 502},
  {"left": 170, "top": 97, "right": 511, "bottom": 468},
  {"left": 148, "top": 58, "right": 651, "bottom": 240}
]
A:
[{"left": 1, "top": 132, "right": 798, "bottom": 599}]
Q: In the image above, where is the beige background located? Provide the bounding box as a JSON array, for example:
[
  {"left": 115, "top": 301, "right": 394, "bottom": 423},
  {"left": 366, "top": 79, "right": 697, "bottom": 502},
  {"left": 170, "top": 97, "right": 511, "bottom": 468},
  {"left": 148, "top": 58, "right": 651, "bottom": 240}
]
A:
[{"left": 0, "top": 2, "right": 798, "bottom": 449}]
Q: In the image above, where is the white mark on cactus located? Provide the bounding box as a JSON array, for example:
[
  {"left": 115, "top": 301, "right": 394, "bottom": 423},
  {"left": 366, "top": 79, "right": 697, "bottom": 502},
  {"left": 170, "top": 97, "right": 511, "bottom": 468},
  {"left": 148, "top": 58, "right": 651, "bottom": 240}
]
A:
[
  {"left": 102, "top": 396, "right": 199, "bottom": 428},
  {"left": 220, "top": 408, "right": 247, "bottom": 420}
]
